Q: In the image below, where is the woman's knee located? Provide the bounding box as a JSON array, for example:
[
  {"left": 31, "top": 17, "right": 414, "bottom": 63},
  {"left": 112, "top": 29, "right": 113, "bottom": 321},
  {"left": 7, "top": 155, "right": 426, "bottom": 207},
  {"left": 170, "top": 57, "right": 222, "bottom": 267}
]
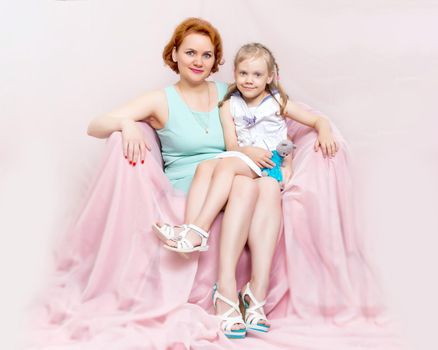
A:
[
  {"left": 213, "top": 158, "right": 250, "bottom": 178},
  {"left": 194, "top": 159, "right": 219, "bottom": 179}
]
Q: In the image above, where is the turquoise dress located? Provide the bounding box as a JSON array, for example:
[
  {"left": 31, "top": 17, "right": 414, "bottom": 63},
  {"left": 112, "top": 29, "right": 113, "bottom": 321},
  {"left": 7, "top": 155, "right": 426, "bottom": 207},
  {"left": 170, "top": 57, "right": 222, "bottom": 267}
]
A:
[{"left": 156, "top": 81, "right": 228, "bottom": 193}]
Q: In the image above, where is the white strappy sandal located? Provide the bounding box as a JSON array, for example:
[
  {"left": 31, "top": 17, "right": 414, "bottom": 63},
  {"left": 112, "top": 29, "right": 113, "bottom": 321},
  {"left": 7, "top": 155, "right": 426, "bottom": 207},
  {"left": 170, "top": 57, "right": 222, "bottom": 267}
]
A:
[
  {"left": 163, "top": 224, "right": 209, "bottom": 254},
  {"left": 212, "top": 283, "right": 247, "bottom": 339},
  {"left": 240, "top": 283, "right": 270, "bottom": 333},
  {"left": 152, "top": 223, "right": 187, "bottom": 243}
]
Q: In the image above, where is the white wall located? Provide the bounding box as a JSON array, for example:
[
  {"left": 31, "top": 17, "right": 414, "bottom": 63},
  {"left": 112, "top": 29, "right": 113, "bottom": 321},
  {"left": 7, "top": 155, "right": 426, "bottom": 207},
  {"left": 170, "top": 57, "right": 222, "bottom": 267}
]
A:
[{"left": 1, "top": 1, "right": 437, "bottom": 349}]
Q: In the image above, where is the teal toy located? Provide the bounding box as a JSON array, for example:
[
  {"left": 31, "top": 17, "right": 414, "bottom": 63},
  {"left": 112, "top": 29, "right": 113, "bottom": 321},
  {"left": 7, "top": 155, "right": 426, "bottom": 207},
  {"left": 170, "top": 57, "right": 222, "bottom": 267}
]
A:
[{"left": 261, "top": 140, "right": 296, "bottom": 182}]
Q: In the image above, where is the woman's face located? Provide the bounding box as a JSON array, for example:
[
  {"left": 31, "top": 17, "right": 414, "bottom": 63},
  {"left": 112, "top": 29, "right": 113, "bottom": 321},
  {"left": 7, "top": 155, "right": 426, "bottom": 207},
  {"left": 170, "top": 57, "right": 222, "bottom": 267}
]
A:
[{"left": 173, "top": 33, "right": 215, "bottom": 84}]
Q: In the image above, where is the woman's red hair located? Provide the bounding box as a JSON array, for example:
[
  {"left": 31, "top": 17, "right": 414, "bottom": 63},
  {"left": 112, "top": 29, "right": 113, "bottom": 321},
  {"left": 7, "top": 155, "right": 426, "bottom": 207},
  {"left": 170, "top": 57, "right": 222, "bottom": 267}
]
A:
[{"left": 162, "top": 17, "right": 223, "bottom": 74}]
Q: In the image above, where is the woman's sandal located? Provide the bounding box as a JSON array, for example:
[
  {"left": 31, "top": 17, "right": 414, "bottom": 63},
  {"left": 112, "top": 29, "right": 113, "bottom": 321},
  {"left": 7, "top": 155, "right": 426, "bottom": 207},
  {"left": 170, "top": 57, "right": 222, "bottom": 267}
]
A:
[
  {"left": 240, "top": 282, "right": 270, "bottom": 333},
  {"left": 212, "top": 283, "right": 247, "bottom": 339},
  {"left": 163, "top": 224, "right": 209, "bottom": 254},
  {"left": 152, "top": 223, "right": 186, "bottom": 243}
]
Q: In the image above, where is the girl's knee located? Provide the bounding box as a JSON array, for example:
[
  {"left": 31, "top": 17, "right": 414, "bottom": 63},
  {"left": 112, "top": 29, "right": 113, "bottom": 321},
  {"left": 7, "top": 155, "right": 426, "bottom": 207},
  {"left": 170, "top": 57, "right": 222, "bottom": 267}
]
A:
[
  {"left": 230, "top": 176, "right": 258, "bottom": 201},
  {"left": 257, "top": 178, "right": 281, "bottom": 202}
]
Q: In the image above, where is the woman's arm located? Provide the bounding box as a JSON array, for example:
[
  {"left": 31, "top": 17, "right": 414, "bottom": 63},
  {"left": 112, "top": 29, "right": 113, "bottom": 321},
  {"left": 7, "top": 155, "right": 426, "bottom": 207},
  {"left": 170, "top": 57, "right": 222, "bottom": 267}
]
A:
[
  {"left": 87, "top": 89, "right": 166, "bottom": 138},
  {"left": 218, "top": 100, "right": 239, "bottom": 151},
  {"left": 284, "top": 99, "right": 338, "bottom": 158},
  {"left": 219, "top": 101, "right": 275, "bottom": 168},
  {"left": 87, "top": 89, "right": 167, "bottom": 165}
]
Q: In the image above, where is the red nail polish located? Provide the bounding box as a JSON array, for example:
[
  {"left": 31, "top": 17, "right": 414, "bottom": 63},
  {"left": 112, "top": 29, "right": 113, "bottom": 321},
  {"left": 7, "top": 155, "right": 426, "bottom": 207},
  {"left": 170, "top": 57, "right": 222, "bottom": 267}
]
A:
[
  {"left": 133, "top": 162, "right": 136, "bottom": 166},
  {"left": 129, "top": 161, "right": 132, "bottom": 164},
  {"left": 141, "top": 160, "right": 144, "bottom": 164},
  {"left": 124, "top": 155, "right": 127, "bottom": 159}
]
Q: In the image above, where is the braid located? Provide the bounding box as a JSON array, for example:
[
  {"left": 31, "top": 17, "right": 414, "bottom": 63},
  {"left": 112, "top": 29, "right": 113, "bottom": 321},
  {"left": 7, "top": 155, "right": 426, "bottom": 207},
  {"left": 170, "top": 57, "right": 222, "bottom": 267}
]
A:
[
  {"left": 218, "top": 83, "right": 238, "bottom": 108},
  {"left": 260, "top": 45, "right": 288, "bottom": 115}
]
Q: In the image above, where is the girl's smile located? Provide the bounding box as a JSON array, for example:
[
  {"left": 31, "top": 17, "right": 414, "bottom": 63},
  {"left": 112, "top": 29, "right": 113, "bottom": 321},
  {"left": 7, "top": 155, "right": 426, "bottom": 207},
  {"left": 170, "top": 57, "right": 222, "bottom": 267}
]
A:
[{"left": 235, "top": 57, "right": 273, "bottom": 106}]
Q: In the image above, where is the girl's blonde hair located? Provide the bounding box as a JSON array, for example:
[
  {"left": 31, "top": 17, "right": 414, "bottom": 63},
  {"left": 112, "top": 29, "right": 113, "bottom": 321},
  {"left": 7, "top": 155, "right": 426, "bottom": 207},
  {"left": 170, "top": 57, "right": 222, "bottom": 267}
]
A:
[{"left": 219, "top": 43, "right": 288, "bottom": 115}]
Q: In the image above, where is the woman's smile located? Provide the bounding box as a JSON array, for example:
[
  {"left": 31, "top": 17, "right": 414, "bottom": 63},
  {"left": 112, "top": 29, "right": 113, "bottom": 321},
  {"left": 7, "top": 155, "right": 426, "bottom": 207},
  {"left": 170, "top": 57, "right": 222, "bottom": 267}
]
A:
[{"left": 190, "top": 67, "right": 204, "bottom": 74}]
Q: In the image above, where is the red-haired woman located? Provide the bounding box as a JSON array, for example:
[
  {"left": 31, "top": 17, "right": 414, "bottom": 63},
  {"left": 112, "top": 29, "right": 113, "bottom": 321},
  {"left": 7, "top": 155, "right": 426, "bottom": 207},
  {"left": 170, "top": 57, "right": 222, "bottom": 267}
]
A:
[{"left": 87, "top": 17, "right": 278, "bottom": 339}]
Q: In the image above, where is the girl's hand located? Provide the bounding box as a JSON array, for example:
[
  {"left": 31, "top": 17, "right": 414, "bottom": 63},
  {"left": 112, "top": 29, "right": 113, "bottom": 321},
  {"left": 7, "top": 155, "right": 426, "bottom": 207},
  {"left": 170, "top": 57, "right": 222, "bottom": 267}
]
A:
[
  {"left": 283, "top": 100, "right": 339, "bottom": 158},
  {"left": 314, "top": 132, "right": 338, "bottom": 158},
  {"left": 243, "top": 147, "right": 275, "bottom": 169},
  {"left": 121, "top": 119, "right": 151, "bottom": 166}
]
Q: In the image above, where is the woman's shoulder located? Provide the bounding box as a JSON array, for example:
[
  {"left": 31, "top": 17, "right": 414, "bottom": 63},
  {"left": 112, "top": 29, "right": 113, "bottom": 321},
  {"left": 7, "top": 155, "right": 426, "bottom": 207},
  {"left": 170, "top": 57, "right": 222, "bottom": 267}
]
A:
[
  {"left": 211, "top": 80, "right": 228, "bottom": 88},
  {"left": 129, "top": 89, "right": 167, "bottom": 115},
  {"left": 211, "top": 81, "right": 229, "bottom": 96},
  {"left": 132, "top": 89, "right": 168, "bottom": 122}
]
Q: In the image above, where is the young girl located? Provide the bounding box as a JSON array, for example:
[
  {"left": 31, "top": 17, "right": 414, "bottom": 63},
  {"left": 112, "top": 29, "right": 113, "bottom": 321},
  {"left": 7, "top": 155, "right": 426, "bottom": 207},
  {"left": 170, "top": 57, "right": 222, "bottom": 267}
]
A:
[{"left": 154, "top": 43, "right": 338, "bottom": 254}]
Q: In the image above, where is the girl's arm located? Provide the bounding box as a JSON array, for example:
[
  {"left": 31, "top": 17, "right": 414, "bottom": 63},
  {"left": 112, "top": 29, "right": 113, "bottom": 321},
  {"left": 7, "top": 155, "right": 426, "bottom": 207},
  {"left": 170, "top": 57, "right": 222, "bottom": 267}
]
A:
[
  {"left": 87, "top": 89, "right": 167, "bottom": 164},
  {"left": 284, "top": 99, "right": 338, "bottom": 158},
  {"left": 219, "top": 100, "right": 275, "bottom": 168}
]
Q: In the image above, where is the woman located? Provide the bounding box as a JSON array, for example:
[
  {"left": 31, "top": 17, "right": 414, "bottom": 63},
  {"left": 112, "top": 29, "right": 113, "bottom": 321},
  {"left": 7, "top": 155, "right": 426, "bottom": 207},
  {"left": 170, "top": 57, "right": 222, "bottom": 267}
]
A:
[{"left": 87, "top": 17, "right": 279, "bottom": 337}]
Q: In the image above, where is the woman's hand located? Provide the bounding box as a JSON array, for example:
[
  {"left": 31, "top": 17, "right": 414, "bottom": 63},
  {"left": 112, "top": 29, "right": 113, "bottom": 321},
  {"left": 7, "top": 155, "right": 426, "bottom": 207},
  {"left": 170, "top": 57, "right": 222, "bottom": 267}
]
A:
[
  {"left": 121, "top": 119, "right": 151, "bottom": 166},
  {"left": 242, "top": 146, "right": 275, "bottom": 169},
  {"left": 314, "top": 131, "right": 338, "bottom": 158}
]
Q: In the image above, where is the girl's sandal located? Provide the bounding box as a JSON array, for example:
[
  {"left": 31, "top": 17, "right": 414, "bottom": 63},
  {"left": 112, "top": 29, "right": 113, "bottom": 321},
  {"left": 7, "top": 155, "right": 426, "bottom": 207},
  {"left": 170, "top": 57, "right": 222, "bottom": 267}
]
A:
[
  {"left": 212, "top": 283, "right": 247, "bottom": 339},
  {"left": 240, "top": 282, "right": 270, "bottom": 333}
]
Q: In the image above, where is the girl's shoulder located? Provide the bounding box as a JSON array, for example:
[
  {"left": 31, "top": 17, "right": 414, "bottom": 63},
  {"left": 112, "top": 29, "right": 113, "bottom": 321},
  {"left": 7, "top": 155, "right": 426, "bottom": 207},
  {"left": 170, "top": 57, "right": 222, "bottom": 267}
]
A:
[
  {"left": 219, "top": 98, "right": 231, "bottom": 108},
  {"left": 229, "top": 92, "right": 245, "bottom": 109}
]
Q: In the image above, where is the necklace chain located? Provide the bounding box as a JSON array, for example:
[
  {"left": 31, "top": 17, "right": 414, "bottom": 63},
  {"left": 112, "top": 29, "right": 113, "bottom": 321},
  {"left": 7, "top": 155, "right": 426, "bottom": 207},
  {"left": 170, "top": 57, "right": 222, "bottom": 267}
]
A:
[{"left": 177, "top": 82, "right": 211, "bottom": 134}]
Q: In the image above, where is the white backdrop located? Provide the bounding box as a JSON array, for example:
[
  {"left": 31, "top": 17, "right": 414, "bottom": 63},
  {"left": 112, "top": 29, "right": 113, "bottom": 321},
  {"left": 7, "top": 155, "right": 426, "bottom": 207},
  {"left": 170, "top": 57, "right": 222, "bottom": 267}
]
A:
[{"left": 1, "top": 1, "right": 437, "bottom": 349}]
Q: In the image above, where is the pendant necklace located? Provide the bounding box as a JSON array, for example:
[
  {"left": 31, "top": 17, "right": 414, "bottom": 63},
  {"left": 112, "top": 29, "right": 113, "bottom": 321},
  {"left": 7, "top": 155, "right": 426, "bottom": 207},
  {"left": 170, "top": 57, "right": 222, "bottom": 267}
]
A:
[{"left": 177, "top": 83, "right": 211, "bottom": 134}]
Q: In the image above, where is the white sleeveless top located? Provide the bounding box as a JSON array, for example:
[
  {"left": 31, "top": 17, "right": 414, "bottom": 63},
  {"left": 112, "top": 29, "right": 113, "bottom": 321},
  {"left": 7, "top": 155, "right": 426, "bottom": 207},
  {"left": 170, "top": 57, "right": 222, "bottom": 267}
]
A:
[{"left": 230, "top": 92, "right": 287, "bottom": 151}]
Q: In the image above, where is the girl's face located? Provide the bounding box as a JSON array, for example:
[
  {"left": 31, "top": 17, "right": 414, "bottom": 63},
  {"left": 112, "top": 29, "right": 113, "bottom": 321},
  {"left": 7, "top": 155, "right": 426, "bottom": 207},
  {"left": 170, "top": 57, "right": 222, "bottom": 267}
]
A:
[
  {"left": 172, "top": 33, "right": 215, "bottom": 84},
  {"left": 234, "top": 56, "right": 273, "bottom": 104}
]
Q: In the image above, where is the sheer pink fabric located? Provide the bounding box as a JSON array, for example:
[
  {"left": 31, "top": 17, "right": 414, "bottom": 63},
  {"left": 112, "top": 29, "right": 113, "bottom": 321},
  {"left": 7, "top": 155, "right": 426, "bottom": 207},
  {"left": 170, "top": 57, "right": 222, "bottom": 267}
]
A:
[{"left": 27, "top": 105, "right": 405, "bottom": 349}]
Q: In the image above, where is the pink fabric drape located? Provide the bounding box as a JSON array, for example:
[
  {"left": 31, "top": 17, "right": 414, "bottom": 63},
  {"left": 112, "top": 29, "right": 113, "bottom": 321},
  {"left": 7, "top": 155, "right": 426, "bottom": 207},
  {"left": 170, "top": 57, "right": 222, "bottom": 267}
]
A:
[{"left": 27, "top": 105, "right": 405, "bottom": 349}]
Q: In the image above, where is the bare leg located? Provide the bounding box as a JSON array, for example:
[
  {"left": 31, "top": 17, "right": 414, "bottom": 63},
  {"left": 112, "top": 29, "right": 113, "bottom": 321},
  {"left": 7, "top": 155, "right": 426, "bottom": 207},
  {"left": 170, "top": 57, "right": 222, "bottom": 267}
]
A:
[
  {"left": 167, "top": 158, "right": 256, "bottom": 248},
  {"left": 157, "top": 159, "right": 219, "bottom": 243},
  {"left": 215, "top": 175, "right": 259, "bottom": 330},
  {"left": 184, "top": 159, "right": 220, "bottom": 222},
  {"left": 194, "top": 158, "right": 256, "bottom": 230},
  {"left": 245, "top": 177, "right": 282, "bottom": 326}
]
